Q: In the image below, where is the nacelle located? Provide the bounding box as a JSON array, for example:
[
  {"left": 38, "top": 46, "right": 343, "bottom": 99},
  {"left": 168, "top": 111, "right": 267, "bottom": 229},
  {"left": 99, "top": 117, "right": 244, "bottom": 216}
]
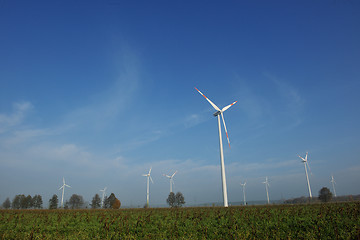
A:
[{"left": 213, "top": 111, "right": 221, "bottom": 116}]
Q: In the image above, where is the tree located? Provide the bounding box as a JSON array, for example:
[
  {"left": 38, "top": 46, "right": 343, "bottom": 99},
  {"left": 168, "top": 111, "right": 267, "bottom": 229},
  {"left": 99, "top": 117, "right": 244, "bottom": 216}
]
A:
[
  {"left": 175, "top": 192, "right": 185, "bottom": 207},
  {"left": 167, "top": 192, "right": 185, "bottom": 208},
  {"left": 104, "top": 193, "right": 115, "bottom": 209},
  {"left": 11, "top": 194, "right": 33, "bottom": 209},
  {"left": 12, "top": 195, "right": 22, "bottom": 209},
  {"left": 49, "top": 194, "right": 58, "bottom": 209},
  {"left": 68, "top": 194, "right": 84, "bottom": 209},
  {"left": 108, "top": 193, "right": 116, "bottom": 207},
  {"left": 22, "top": 195, "right": 33, "bottom": 209},
  {"left": 166, "top": 192, "right": 176, "bottom": 207},
  {"left": 112, "top": 198, "right": 121, "bottom": 209},
  {"left": 319, "top": 187, "right": 332, "bottom": 203},
  {"left": 2, "top": 198, "right": 11, "bottom": 209},
  {"left": 33, "top": 195, "right": 43, "bottom": 209},
  {"left": 91, "top": 194, "right": 101, "bottom": 209},
  {"left": 103, "top": 196, "right": 110, "bottom": 209},
  {"left": 103, "top": 193, "right": 120, "bottom": 209}
]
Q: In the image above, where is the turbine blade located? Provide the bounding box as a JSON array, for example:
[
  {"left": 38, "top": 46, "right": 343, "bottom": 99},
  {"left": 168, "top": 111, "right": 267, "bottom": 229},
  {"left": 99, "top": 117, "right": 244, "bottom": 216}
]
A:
[
  {"left": 306, "top": 161, "right": 313, "bottom": 175},
  {"left": 221, "top": 101, "right": 237, "bottom": 112},
  {"left": 142, "top": 174, "right": 147, "bottom": 177},
  {"left": 331, "top": 176, "right": 336, "bottom": 184},
  {"left": 221, "top": 113, "right": 231, "bottom": 148},
  {"left": 150, "top": 176, "right": 154, "bottom": 184},
  {"left": 298, "top": 155, "right": 305, "bottom": 161},
  {"left": 149, "top": 167, "right": 152, "bottom": 175},
  {"left": 63, "top": 177, "right": 65, "bottom": 185},
  {"left": 195, "top": 87, "right": 221, "bottom": 111},
  {"left": 172, "top": 170, "right": 178, "bottom": 178},
  {"left": 66, "top": 184, "right": 71, "bottom": 188},
  {"left": 59, "top": 186, "right": 63, "bottom": 190}
]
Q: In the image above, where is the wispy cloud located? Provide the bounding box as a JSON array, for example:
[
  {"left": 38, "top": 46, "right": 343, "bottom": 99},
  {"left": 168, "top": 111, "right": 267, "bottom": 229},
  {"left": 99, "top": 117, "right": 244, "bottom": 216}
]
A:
[
  {"left": 0, "top": 49, "right": 145, "bottom": 176},
  {"left": 234, "top": 77, "right": 270, "bottom": 121},
  {"left": 0, "top": 102, "right": 33, "bottom": 133},
  {"left": 0, "top": 128, "right": 64, "bottom": 147},
  {"left": 183, "top": 114, "right": 203, "bottom": 128},
  {"left": 233, "top": 73, "right": 305, "bottom": 138},
  {"left": 60, "top": 47, "right": 141, "bottom": 133},
  {"left": 264, "top": 73, "right": 305, "bottom": 128},
  {"left": 226, "top": 158, "right": 299, "bottom": 177},
  {"left": 113, "top": 130, "right": 164, "bottom": 153},
  {"left": 265, "top": 73, "right": 304, "bottom": 110}
]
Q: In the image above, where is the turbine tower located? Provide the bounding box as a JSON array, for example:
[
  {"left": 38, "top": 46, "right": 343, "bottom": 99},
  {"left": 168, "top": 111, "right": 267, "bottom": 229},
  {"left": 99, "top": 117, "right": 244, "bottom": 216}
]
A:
[
  {"left": 263, "top": 177, "right": 270, "bottom": 204},
  {"left": 240, "top": 181, "right": 247, "bottom": 206},
  {"left": 330, "top": 175, "right": 337, "bottom": 197},
  {"left": 100, "top": 187, "right": 107, "bottom": 208},
  {"left": 58, "top": 177, "right": 71, "bottom": 208},
  {"left": 195, "top": 87, "right": 237, "bottom": 207},
  {"left": 298, "top": 152, "right": 312, "bottom": 198},
  {"left": 142, "top": 167, "right": 153, "bottom": 208},
  {"left": 163, "top": 170, "right": 177, "bottom": 193}
]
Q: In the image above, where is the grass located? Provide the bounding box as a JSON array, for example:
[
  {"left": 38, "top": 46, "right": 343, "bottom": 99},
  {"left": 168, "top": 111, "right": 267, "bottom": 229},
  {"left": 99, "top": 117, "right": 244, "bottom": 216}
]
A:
[{"left": 0, "top": 202, "right": 359, "bottom": 239}]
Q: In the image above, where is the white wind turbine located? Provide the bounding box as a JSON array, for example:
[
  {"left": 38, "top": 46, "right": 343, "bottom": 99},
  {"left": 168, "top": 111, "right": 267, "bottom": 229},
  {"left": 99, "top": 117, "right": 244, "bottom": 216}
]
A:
[
  {"left": 298, "top": 152, "right": 312, "bottom": 198},
  {"left": 263, "top": 177, "right": 270, "bottom": 204},
  {"left": 100, "top": 187, "right": 107, "bottom": 208},
  {"left": 163, "top": 170, "right": 177, "bottom": 193},
  {"left": 195, "top": 87, "right": 237, "bottom": 207},
  {"left": 240, "top": 181, "right": 247, "bottom": 206},
  {"left": 330, "top": 175, "right": 337, "bottom": 197},
  {"left": 142, "top": 167, "right": 154, "bottom": 208},
  {"left": 59, "top": 177, "right": 71, "bottom": 208}
]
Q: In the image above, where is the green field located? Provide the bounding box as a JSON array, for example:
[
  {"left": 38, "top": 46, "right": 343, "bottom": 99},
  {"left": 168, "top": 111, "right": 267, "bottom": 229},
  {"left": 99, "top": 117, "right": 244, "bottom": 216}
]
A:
[{"left": 1, "top": 202, "right": 359, "bottom": 239}]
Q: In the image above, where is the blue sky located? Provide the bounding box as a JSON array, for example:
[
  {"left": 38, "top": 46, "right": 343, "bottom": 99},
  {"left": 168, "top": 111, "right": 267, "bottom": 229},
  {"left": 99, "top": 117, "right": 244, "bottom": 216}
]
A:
[{"left": 0, "top": 0, "right": 359, "bottom": 207}]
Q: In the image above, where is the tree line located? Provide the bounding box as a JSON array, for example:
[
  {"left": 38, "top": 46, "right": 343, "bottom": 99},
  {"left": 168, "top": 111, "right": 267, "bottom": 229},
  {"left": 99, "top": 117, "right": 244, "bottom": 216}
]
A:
[
  {"left": 2, "top": 195, "right": 43, "bottom": 209},
  {"left": 2, "top": 193, "right": 121, "bottom": 210},
  {"left": 2, "top": 192, "right": 185, "bottom": 209}
]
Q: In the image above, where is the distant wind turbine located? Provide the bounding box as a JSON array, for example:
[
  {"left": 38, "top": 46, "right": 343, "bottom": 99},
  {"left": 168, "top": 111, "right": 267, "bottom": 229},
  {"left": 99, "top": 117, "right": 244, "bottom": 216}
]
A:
[
  {"left": 330, "top": 175, "right": 337, "bottom": 197},
  {"left": 262, "top": 177, "right": 270, "bottom": 204},
  {"left": 100, "top": 187, "right": 107, "bottom": 208},
  {"left": 142, "top": 167, "right": 154, "bottom": 208},
  {"left": 59, "top": 177, "right": 71, "bottom": 208},
  {"left": 195, "top": 87, "right": 237, "bottom": 207},
  {"left": 298, "top": 152, "right": 312, "bottom": 198},
  {"left": 163, "top": 170, "right": 177, "bottom": 193},
  {"left": 240, "top": 181, "right": 247, "bottom": 206}
]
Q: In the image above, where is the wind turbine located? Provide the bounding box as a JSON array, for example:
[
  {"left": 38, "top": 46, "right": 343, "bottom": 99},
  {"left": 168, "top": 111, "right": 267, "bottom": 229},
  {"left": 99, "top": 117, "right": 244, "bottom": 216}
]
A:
[
  {"left": 330, "top": 174, "right": 337, "bottom": 197},
  {"left": 240, "top": 181, "right": 247, "bottom": 206},
  {"left": 142, "top": 167, "right": 154, "bottom": 208},
  {"left": 100, "top": 187, "right": 107, "bottom": 208},
  {"left": 262, "top": 177, "right": 270, "bottom": 204},
  {"left": 195, "top": 87, "right": 237, "bottom": 207},
  {"left": 58, "top": 177, "right": 71, "bottom": 208},
  {"left": 163, "top": 170, "right": 177, "bottom": 193},
  {"left": 298, "top": 152, "right": 312, "bottom": 198}
]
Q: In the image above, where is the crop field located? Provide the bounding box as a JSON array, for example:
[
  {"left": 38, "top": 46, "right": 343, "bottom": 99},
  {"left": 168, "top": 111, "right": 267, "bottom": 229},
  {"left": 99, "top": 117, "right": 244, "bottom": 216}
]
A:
[{"left": 0, "top": 202, "right": 359, "bottom": 239}]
